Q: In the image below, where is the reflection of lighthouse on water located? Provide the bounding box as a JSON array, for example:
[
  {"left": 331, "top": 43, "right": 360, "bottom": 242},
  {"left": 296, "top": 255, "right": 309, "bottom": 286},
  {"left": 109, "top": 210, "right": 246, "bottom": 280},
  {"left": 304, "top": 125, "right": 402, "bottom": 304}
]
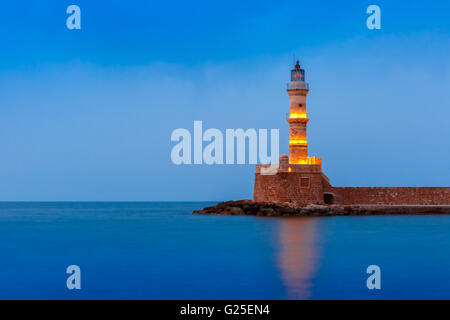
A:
[{"left": 276, "top": 218, "right": 321, "bottom": 300}]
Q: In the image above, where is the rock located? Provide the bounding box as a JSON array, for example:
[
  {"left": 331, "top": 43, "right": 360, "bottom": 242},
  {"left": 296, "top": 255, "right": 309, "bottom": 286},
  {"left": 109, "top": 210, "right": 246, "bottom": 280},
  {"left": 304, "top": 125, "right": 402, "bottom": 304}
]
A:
[
  {"left": 299, "top": 208, "right": 310, "bottom": 215},
  {"left": 193, "top": 201, "right": 450, "bottom": 217},
  {"left": 279, "top": 207, "right": 297, "bottom": 215},
  {"left": 229, "top": 207, "right": 244, "bottom": 215},
  {"left": 257, "top": 207, "right": 275, "bottom": 216}
]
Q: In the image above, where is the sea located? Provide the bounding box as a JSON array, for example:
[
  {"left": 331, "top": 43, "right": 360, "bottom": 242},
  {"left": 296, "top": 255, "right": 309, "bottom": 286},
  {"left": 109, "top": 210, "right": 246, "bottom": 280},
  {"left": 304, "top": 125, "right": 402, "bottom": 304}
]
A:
[{"left": 0, "top": 202, "right": 449, "bottom": 300}]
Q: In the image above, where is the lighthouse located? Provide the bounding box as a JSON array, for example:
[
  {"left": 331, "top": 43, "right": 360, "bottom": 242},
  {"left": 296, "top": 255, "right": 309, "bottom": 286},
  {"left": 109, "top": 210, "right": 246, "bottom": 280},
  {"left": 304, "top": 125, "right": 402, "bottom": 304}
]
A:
[
  {"left": 287, "top": 60, "right": 319, "bottom": 165},
  {"left": 253, "top": 60, "right": 450, "bottom": 206},
  {"left": 254, "top": 60, "right": 324, "bottom": 205}
]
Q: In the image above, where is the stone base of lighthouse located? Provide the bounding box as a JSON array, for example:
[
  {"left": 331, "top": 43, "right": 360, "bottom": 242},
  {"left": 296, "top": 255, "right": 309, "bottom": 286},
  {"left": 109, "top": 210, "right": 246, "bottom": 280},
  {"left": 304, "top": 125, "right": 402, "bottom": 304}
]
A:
[{"left": 254, "top": 155, "right": 327, "bottom": 206}]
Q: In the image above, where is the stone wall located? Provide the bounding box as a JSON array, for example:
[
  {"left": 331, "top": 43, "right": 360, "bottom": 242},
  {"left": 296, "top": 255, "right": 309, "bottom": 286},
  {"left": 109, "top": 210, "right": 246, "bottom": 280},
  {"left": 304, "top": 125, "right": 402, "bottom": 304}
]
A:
[
  {"left": 331, "top": 187, "right": 450, "bottom": 205},
  {"left": 253, "top": 171, "right": 450, "bottom": 206}
]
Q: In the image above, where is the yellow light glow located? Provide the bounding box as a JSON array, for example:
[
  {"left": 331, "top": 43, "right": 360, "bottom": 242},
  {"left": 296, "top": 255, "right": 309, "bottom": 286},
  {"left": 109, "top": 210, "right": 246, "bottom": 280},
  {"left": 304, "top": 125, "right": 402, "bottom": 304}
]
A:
[
  {"left": 289, "top": 113, "right": 307, "bottom": 119},
  {"left": 289, "top": 140, "right": 308, "bottom": 145},
  {"left": 289, "top": 156, "right": 322, "bottom": 165},
  {"left": 288, "top": 167, "right": 292, "bottom": 173}
]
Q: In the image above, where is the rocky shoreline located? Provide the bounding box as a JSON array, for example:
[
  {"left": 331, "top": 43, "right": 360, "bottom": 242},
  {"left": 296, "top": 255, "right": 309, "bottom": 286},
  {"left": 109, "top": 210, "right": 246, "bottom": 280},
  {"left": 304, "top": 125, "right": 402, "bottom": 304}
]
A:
[{"left": 193, "top": 200, "right": 450, "bottom": 217}]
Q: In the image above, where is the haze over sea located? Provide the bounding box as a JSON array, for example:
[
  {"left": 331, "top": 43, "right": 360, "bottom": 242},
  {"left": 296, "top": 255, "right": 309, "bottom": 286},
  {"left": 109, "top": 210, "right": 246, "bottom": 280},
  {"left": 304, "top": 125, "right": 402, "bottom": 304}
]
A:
[{"left": 1, "top": 202, "right": 449, "bottom": 300}]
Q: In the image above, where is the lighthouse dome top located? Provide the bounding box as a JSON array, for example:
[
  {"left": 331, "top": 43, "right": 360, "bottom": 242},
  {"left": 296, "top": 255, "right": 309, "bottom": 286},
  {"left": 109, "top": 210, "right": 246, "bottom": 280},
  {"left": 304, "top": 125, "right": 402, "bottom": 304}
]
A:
[{"left": 291, "top": 60, "right": 305, "bottom": 82}]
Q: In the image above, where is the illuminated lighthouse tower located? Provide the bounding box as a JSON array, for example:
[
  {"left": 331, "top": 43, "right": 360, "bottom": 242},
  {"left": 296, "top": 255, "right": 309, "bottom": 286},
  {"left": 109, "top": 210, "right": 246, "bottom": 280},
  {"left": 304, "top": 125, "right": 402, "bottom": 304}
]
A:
[
  {"left": 287, "top": 60, "right": 320, "bottom": 166},
  {"left": 254, "top": 60, "right": 324, "bottom": 205}
]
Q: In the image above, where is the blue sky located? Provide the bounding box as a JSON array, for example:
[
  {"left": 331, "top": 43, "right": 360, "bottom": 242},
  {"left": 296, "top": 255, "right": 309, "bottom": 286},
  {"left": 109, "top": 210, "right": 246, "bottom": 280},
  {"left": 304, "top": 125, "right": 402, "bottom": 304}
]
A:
[{"left": 0, "top": 1, "right": 449, "bottom": 200}]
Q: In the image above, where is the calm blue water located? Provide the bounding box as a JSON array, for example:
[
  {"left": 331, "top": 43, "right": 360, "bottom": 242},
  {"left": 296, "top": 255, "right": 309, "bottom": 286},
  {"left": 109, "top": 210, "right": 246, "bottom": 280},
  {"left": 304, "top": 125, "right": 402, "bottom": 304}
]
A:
[{"left": 0, "top": 202, "right": 449, "bottom": 300}]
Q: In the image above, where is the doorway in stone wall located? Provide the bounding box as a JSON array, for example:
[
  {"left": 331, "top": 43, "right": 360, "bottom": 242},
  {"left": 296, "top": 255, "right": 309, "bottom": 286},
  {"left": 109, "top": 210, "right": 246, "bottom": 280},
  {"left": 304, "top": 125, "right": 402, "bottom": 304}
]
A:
[{"left": 323, "top": 193, "right": 335, "bottom": 205}]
